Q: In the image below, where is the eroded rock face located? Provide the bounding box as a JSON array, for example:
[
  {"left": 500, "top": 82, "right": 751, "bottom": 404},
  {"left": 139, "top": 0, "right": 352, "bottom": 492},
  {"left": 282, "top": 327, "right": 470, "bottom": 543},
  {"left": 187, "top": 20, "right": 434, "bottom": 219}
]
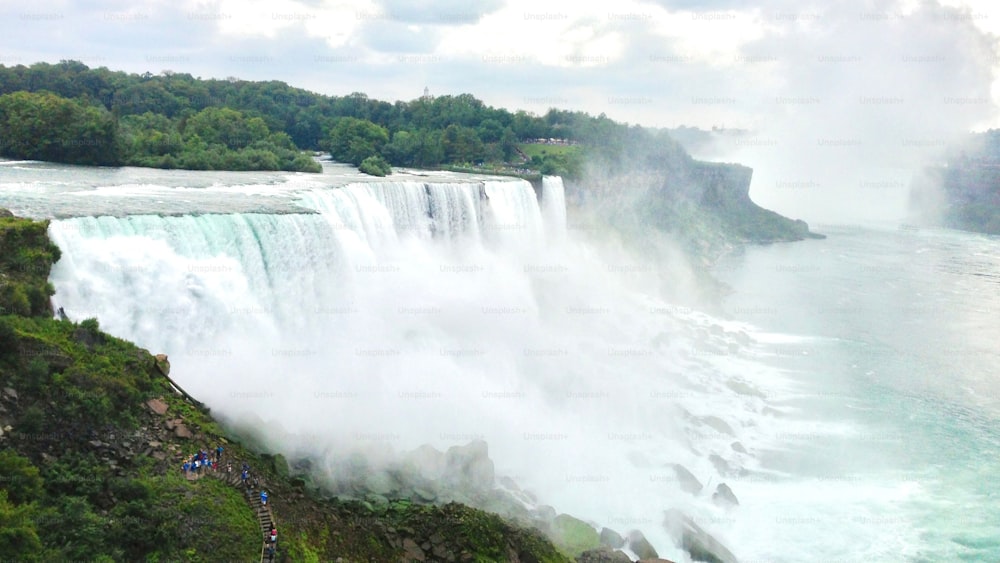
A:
[{"left": 663, "top": 509, "right": 738, "bottom": 563}]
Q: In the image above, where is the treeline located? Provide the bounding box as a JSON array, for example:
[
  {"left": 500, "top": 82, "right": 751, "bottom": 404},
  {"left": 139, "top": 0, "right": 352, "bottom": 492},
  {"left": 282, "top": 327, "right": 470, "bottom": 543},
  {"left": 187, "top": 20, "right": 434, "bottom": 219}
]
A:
[
  {"left": 0, "top": 60, "right": 691, "bottom": 178},
  {"left": 0, "top": 91, "right": 320, "bottom": 172}
]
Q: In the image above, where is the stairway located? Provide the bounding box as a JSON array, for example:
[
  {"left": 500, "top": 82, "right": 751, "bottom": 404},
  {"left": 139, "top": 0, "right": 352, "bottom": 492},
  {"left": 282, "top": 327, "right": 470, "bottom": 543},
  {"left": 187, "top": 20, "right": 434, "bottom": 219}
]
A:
[{"left": 209, "top": 462, "right": 277, "bottom": 563}]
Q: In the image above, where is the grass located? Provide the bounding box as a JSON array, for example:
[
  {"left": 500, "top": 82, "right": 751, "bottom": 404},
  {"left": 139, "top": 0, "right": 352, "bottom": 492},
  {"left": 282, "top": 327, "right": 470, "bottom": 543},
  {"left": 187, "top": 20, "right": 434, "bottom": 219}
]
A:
[{"left": 518, "top": 143, "right": 581, "bottom": 160}]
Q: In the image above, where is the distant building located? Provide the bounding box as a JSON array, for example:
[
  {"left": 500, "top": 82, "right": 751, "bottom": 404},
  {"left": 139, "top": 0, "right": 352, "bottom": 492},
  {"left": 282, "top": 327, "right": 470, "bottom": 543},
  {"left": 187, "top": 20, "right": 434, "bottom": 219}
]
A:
[{"left": 421, "top": 86, "right": 433, "bottom": 101}]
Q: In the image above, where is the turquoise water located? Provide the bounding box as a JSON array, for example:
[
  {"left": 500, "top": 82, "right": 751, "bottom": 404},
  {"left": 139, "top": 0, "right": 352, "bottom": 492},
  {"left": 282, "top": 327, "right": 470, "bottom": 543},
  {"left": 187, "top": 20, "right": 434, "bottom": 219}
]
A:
[{"left": 713, "top": 225, "right": 1000, "bottom": 561}]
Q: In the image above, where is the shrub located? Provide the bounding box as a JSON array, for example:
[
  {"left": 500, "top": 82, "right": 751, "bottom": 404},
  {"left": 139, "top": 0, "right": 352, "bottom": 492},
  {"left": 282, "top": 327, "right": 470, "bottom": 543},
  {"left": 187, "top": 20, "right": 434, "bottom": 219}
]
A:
[{"left": 359, "top": 155, "right": 392, "bottom": 177}]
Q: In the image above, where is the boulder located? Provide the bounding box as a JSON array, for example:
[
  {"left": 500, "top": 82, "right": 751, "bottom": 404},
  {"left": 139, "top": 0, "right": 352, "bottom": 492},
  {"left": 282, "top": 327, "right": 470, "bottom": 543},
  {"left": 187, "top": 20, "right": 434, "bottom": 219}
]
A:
[
  {"left": 698, "top": 416, "right": 734, "bottom": 436},
  {"left": 712, "top": 483, "right": 739, "bottom": 508},
  {"left": 173, "top": 424, "right": 193, "bottom": 439},
  {"left": 626, "top": 530, "right": 658, "bottom": 560},
  {"left": 2, "top": 387, "right": 18, "bottom": 401},
  {"left": 0, "top": 208, "right": 13, "bottom": 218},
  {"left": 708, "top": 454, "right": 733, "bottom": 476},
  {"left": 663, "top": 509, "right": 738, "bottom": 563},
  {"left": 154, "top": 354, "right": 170, "bottom": 376},
  {"left": 599, "top": 527, "right": 624, "bottom": 548},
  {"left": 404, "top": 444, "right": 446, "bottom": 480},
  {"left": 576, "top": 547, "right": 632, "bottom": 563},
  {"left": 401, "top": 538, "right": 426, "bottom": 561},
  {"left": 669, "top": 464, "right": 703, "bottom": 494},
  {"left": 443, "top": 440, "right": 494, "bottom": 491},
  {"left": 145, "top": 398, "right": 169, "bottom": 416},
  {"left": 549, "top": 514, "right": 600, "bottom": 557}
]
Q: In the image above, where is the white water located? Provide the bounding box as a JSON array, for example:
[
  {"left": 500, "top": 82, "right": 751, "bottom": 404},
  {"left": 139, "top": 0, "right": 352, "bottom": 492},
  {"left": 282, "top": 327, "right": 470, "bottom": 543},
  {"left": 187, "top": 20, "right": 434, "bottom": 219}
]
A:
[
  {"left": 37, "top": 169, "right": 985, "bottom": 561},
  {"left": 44, "top": 175, "right": 775, "bottom": 560}
]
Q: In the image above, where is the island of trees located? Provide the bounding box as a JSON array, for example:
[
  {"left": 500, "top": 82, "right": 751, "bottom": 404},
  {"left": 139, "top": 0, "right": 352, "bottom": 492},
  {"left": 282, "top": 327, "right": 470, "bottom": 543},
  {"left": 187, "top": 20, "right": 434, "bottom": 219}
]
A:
[{"left": 0, "top": 60, "right": 685, "bottom": 177}]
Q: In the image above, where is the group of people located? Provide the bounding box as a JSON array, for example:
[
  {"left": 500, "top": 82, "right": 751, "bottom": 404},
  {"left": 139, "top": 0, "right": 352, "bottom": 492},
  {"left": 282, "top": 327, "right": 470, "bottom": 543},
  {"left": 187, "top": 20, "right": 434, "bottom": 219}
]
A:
[
  {"left": 180, "top": 450, "right": 279, "bottom": 560},
  {"left": 180, "top": 445, "right": 226, "bottom": 476}
]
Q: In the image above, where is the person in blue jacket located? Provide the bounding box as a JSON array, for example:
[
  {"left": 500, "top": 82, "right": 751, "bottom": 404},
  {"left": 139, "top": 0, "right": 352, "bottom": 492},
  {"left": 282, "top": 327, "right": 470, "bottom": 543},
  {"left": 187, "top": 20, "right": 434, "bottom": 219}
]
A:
[{"left": 260, "top": 490, "right": 268, "bottom": 506}]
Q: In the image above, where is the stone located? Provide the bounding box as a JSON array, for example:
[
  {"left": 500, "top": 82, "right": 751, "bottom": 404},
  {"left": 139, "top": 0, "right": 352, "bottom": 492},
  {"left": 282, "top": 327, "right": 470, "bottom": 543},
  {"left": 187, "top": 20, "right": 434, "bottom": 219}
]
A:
[
  {"left": 2, "top": 387, "right": 17, "bottom": 401},
  {"left": 730, "top": 442, "right": 747, "bottom": 454},
  {"left": 712, "top": 483, "right": 739, "bottom": 508},
  {"left": 404, "top": 444, "right": 446, "bottom": 480},
  {"left": 626, "top": 530, "right": 658, "bottom": 560},
  {"left": 173, "top": 424, "right": 193, "bottom": 439},
  {"left": 154, "top": 354, "right": 170, "bottom": 376},
  {"left": 443, "top": 440, "right": 495, "bottom": 491},
  {"left": 576, "top": 547, "right": 633, "bottom": 563},
  {"left": 148, "top": 440, "right": 162, "bottom": 448},
  {"left": 145, "top": 398, "right": 169, "bottom": 416},
  {"left": 708, "top": 454, "right": 734, "bottom": 476},
  {"left": 663, "top": 509, "right": 738, "bottom": 563},
  {"left": 0, "top": 208, "right": 13, "bottom": 217},
  {"left": 88, "top": 440, "right": 105, "bottom": 449},
  {"left": 414, "top": 487, "right": 436, "bottom": 502},
  {"left": 152, "top": 451, "right": 167, "bottom": 461},
  {"left": 699, "top": 416, "right": 735, "bottom": 436},
  {"left": 402, "top": 538, "right": 426, "bottom": 561},
  {"left": 669, "top": 464, "right": 703, "bottom": 495},
  {"left": 599, "top": 527, "right": 624, "bottom": 549}
]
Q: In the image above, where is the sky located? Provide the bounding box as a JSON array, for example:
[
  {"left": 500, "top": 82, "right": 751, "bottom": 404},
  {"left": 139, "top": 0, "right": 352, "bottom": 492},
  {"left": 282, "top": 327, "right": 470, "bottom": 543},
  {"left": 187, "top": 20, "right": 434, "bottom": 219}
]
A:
[{"left": 1, "top": 0, "right": 999, "bottom": 222}]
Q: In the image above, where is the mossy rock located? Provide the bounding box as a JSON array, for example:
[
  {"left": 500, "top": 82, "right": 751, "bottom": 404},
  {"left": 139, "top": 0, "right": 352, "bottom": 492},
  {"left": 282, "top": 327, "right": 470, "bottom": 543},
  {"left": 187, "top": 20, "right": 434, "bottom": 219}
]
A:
[{"left": 548, "top": 513, "right": 600, "bottom": 558}]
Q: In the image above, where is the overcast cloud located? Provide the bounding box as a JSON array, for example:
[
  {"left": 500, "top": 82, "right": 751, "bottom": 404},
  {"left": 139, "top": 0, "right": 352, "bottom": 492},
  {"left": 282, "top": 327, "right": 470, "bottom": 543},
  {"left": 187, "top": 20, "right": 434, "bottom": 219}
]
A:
[{"left": 1, "top": 0, "right": 998, "bottom": 222}]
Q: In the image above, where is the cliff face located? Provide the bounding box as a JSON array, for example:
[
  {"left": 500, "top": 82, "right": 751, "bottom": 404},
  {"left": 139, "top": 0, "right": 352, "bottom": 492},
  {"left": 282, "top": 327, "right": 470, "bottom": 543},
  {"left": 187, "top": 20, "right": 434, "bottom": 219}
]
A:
[{"left": 911, "top": 163, "right": 1000, "bottom": 235}]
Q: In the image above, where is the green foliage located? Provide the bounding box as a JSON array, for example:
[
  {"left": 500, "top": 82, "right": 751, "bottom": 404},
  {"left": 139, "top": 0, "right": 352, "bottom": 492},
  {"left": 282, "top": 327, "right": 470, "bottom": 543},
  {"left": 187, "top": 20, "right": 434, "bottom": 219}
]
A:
[
  {"left": 0, "top": 91, "right": 121, "bottom": 165},
  {"left": 0, "top": 491, "right": 43, "bottom": 561},
  {"left": 79, "top": 317, "right": 100, "bottom": 333},
  {"left": 0, "top": 451, "right": 44, "bottom": 505},
  {"left": 0, "top": 216, "right": 60, "bottom": 317},
  {"left": 359, "top": 154, "right": 392, "bottom": 177},
  {"left": 325, "top": 117, "right": 389, "bottom": 166}
]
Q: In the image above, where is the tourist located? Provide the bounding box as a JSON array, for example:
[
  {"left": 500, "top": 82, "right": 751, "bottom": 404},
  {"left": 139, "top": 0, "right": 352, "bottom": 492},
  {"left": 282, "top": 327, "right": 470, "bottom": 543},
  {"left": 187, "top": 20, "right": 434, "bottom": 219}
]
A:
[
  {"left": 260, "top": 490, "right": 268, "bottom": 506},
  {"left": 269, "top": 526, "right": 277, "bottom": 544},
  {"left": 216, "top": 445, "right": 223, "bottom": 461}
]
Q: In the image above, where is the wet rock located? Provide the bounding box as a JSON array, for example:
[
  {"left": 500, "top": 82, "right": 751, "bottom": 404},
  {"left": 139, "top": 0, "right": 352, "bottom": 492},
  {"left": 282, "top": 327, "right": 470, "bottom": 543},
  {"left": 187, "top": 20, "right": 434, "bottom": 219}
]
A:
[
  {"left": 626, "top": 530, "right": 658, "bottom": 560},
  {"left": 708, "top": 454, "right": 734, "bottom": 476},
  {"left": 663, "top": 509, "right": 738, "bottom": 563},
  {"left": 414, "top": 487, "right": 436, "bottom": 502},
  {"left": 712, "top": 483, "right": 739, "bottom": 508},
  {"left": 444, "top": 440, "right": 494, "bottom": 491},
  {"left": 576, "top": 547, "right": 632, "bottom": 563},
  {"left": 599, "top": 527, "right": 624, "bottom": 548},
  {"left": 670, "top": 464, "right": 703, "bottom": 494},
  {"left": 725, "top": 379, "right": 764, "bottom": 398},
  {"left": 145, "top": 398, "right": 169, "bottom": 416},
  {"left": 699, "top": 416, "right": 735, "bottom": 436},
  {"left": 404, "top": 444, "right": 445, "bottom": 480}
]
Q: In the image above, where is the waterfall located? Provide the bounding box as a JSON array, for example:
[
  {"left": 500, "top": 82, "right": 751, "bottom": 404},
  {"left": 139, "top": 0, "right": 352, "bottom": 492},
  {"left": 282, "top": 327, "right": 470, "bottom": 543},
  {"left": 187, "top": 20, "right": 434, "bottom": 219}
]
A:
[{"left": 46, "top": 175, "right": 776, "bottom": 561}]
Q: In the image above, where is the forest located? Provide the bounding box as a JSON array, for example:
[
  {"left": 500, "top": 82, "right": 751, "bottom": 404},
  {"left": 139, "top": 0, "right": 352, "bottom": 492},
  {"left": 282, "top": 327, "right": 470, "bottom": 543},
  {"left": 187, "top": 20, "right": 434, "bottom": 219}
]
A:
[{"left": 0, "top": 60, "right": 689, "bottom": 177}]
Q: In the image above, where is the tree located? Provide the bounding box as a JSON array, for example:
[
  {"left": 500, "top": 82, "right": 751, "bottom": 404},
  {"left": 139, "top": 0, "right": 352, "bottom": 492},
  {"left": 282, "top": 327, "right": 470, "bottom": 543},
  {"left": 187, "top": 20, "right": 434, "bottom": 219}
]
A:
[
  {"left": 0, "top": 491, "right": 42, "bottom": 561},
  {"left": 0, "top": 451, "right": 43, "bottom": 505},
  {"left": 325, "top": 117, "right": 389, "bottom": 166},
  {"left": 0, "top": 91, "right": 120, "bottom": 165}
]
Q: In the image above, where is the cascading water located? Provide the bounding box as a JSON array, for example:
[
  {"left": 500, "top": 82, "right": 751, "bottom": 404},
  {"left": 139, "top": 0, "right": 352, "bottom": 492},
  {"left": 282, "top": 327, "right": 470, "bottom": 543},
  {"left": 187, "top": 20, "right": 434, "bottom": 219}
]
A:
[{"left": 44, "top": 174, "right": 852, "bottom": 561}]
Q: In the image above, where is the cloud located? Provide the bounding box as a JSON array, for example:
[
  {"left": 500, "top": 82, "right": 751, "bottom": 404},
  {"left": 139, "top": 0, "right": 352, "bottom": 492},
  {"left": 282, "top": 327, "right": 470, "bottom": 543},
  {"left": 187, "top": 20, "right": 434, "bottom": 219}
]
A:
[{"left": 373, "top": 0, "right": 505, "bottom": 24}]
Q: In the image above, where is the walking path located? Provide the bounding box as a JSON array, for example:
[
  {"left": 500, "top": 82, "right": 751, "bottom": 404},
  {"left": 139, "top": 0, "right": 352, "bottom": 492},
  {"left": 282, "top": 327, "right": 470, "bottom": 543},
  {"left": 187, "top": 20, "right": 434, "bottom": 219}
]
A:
[{"left": 184, "top": 457, "right": 278, "bottom": 562}]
